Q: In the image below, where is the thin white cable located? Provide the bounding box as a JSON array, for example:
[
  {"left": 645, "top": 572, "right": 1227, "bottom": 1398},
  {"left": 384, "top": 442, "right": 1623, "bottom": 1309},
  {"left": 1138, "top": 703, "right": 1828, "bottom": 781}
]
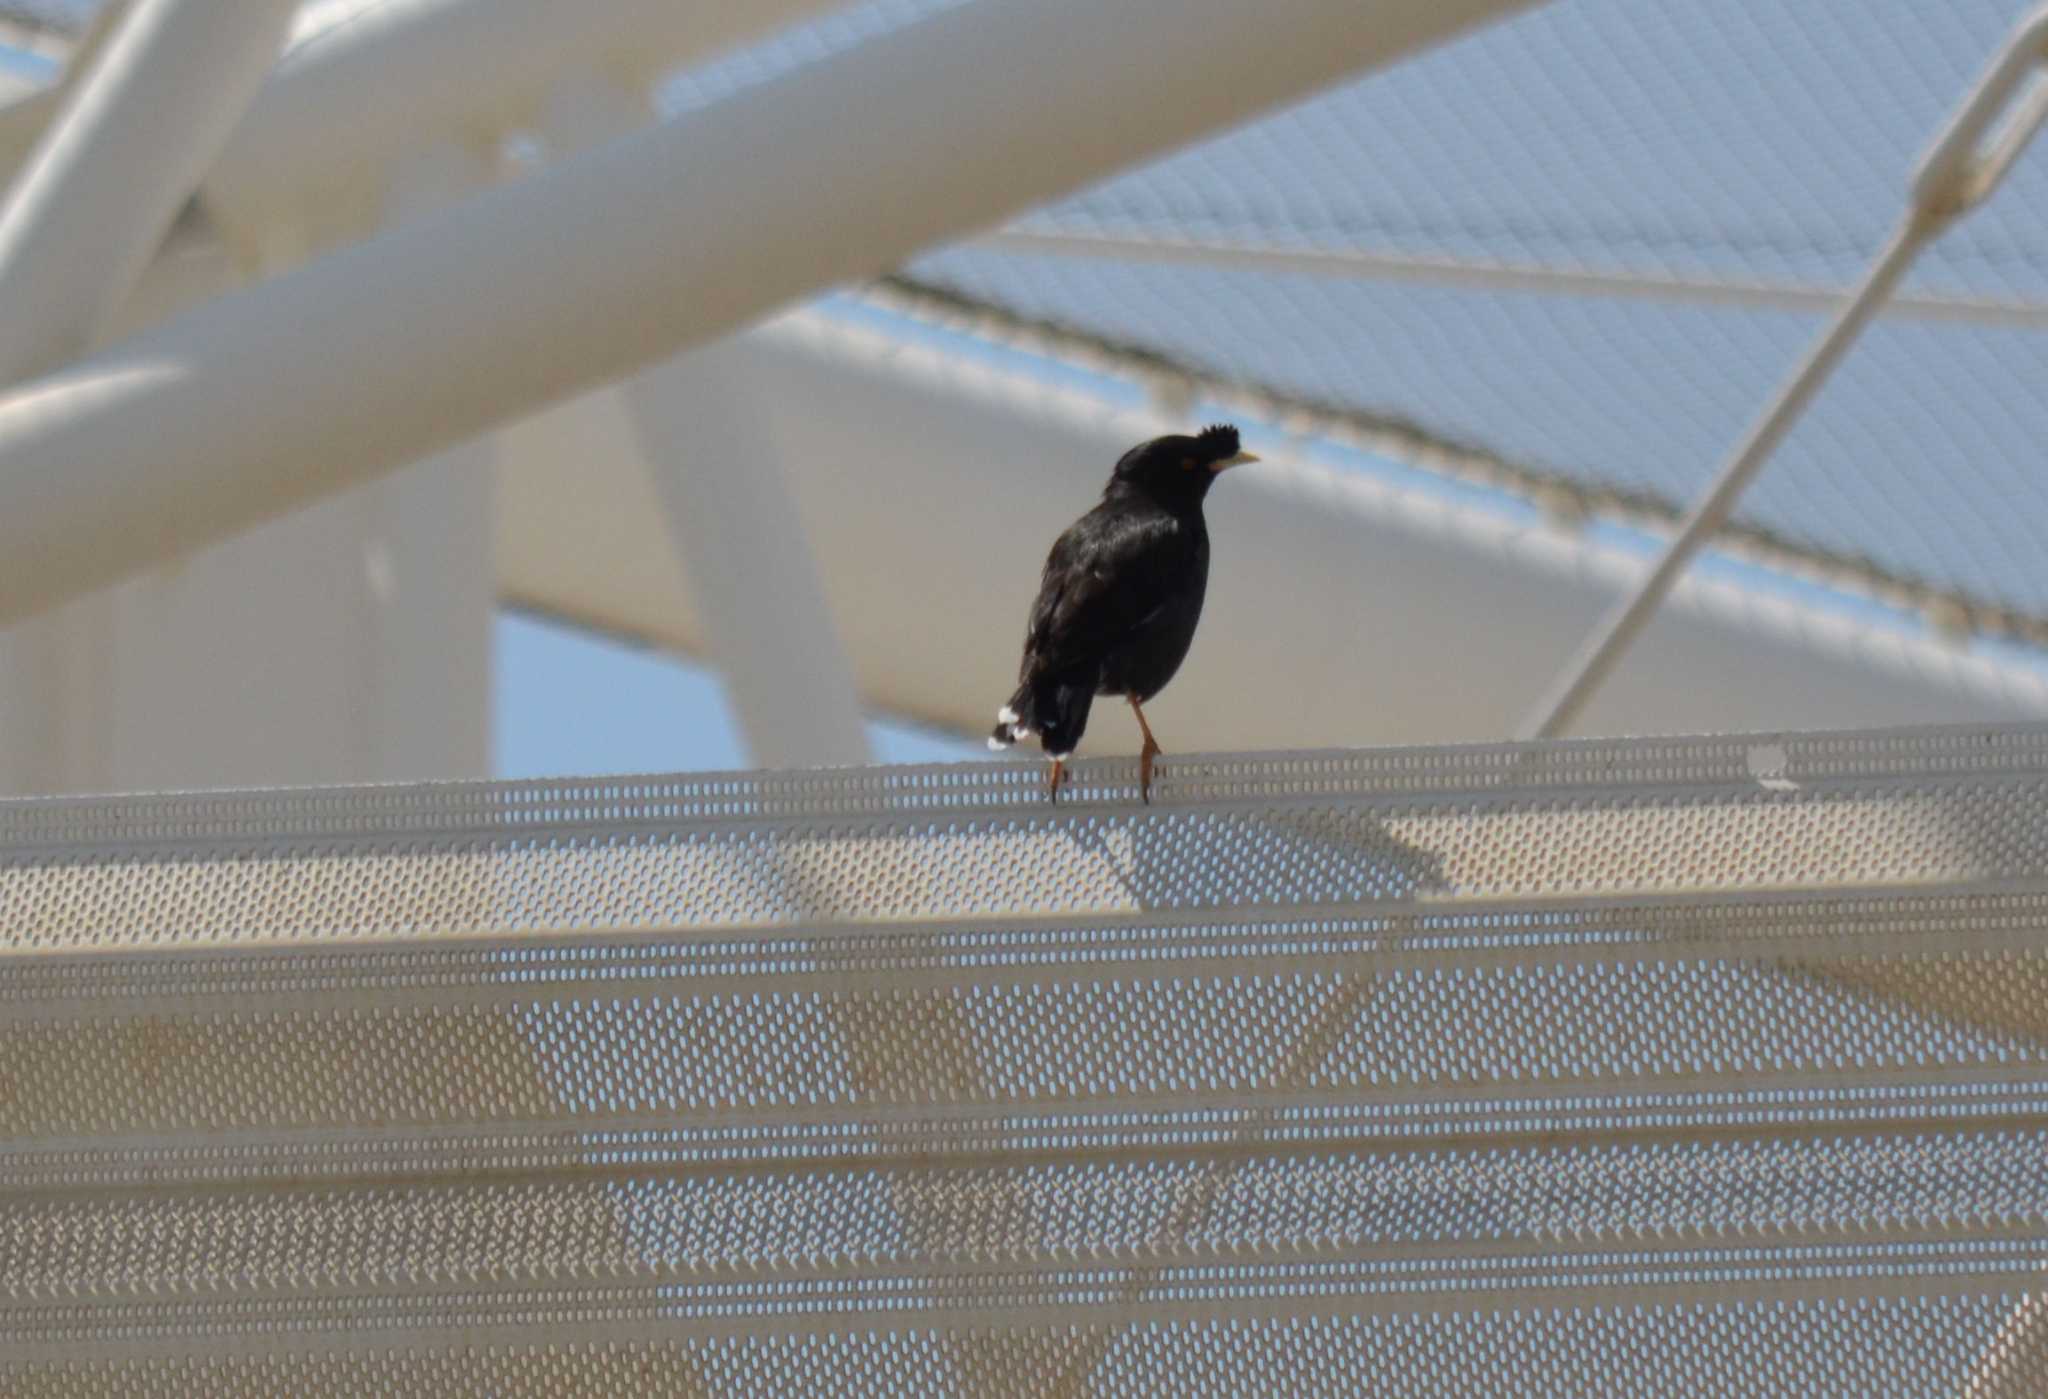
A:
[
  {"left": 1519, "top": 4, "right": 2048, "bottom": 741},
  {"left": 973, "top": 226, "right": 2048, "bottom": 328}
]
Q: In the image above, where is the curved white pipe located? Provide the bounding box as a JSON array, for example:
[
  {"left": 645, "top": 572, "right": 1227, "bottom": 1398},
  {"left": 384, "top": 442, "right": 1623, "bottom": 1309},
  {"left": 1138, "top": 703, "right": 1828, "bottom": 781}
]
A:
[
  {"left": 0, "top": 0, "right": 1541, "bottom": 626},
  {"left": 0, "top": 0, "right": 296, "bottom": 381},
  {"left": 0, "top": 2, "right": 847, "bottom": 235},
  {"left": 201, "top": 0, "right": 846, "bottom": 238}
]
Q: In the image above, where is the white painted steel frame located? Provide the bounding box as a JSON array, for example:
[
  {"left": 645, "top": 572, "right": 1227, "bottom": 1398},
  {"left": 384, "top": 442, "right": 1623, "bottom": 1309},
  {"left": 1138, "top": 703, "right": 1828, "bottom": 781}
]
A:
[
  {"left": 0, "top": 0, "right": 847, "bottom": 235},
  {"left": 0, "top": 0, "right": 294, "bottom": 382},
  {"left": 534, "top": 75, "right": 870, "bottom": 769},
  {"left": 0, "top": 0, "right": 1543, "bottom": 626}
]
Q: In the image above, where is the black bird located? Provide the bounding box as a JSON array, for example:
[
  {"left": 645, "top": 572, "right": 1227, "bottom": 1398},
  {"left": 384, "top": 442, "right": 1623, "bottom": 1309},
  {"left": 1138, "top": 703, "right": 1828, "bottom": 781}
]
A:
[{"left": 989, "top": 424, "right": 1258, "bottom": 802}]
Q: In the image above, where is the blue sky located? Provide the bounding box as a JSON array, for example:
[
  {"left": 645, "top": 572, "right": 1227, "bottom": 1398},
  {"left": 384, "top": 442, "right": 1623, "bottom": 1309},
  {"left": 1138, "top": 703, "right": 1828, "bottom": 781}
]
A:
[
  {"left": 0, "top": 41, "right": 54, "bottom": 80},
  {"left": 494, "top": 610, "right": 981, "bottom": 778}
]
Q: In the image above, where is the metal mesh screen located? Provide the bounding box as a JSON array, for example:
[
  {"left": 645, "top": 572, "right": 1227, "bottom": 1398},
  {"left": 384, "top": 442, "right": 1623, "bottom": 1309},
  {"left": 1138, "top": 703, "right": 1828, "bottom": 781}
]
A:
[
  {"left": 897, "top": 0, "right": 2048, "bottom": 644},
  {"left": 2, "top": 724, "right": 2046, "bottom": 1391}
]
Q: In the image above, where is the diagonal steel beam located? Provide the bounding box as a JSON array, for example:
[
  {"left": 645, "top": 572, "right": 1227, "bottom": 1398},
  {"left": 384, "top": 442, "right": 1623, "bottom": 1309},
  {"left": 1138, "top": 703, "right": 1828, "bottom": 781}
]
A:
[
  {"left": 0, "top": 0, "right": 295, "bottom": 384},
  {"left": 0, "top": 0, "right": 1543, "bottom": 626}
]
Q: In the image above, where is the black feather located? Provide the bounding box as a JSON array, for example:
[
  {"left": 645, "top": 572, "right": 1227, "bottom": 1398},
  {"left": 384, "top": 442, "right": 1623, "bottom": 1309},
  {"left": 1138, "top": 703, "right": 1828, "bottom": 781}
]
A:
[{"left": 991, "top": 425, "right": 1246, "bottom": 761}]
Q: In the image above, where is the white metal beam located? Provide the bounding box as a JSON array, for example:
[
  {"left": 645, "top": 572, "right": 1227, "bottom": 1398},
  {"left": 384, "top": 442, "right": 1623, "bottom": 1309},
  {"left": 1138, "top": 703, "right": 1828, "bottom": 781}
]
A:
[
  {"left": 497, "top": 308, "right": 2048, "bottom": 751},
  {"left": 0, "top": 2, "right": 119, "bottom": 178},
  {"left": 0, "top": 0, "right": 848, "bottom": 250},
  {"left": 347, "top": 139, "right": 499, "bottom": 784},
  {"left": 201, "top": 0, "right": 846, "bottom": 246},
  {"left": 533, "top": 72, "right": 869, "bottom": 768},
  {"left": 0, "top": 0, "right": 295, "bottom": 381},
  {"left": 0, "top": 0, "right": 293, "bottom": 798},
  {"left": 624, "top": 347, "right": 873, "bottom": 768},
  {"left": 0, "top": 138, "right": 500, "bottom": 798},
  {"left": 0, "top": 0, "right": 1543, "bottom": 626}
]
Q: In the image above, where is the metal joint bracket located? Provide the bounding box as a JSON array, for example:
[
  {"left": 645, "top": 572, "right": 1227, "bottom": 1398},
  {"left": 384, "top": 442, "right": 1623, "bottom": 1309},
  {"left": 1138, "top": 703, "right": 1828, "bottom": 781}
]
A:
[{"left": 1913, "top": 8, "right": 2048, "bottom": 223}]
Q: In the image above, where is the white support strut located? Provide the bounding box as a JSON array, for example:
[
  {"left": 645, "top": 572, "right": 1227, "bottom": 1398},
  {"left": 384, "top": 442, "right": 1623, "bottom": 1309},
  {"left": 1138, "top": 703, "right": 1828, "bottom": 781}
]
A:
[
  {"left": 0, "top": 0, "right": 1542, "bottom": 627},
  {"left": 0, "top": 0, "right": 849, "bottom": 240},
  {"left": 199, "top": 0, "right": 847, "bottom": 243},
  {"left": 625, "top": 346, "right": 874, "bottom": 769},
  {"left": 0, "top": 0, "right": 292, "bottom": 798},
  {"left": 535, "top": 73, "right": 871, "bottom": 769},
  {"left": 0, "top": 0, "right": 297, "bottom": 383},
  {"left": 0, "top": 135, "right": 503, "bottom": 798}
]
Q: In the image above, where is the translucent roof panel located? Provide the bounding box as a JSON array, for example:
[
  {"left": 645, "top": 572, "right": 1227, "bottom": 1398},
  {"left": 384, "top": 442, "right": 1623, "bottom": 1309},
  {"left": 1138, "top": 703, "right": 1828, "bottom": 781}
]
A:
[
  {"left": 1006, "top": 0, "right": 2048, "bottom": 301},
  {"left": 898, "top": 0, "right": 2048, "bottom": 630},
  {"left": 909, "top": 248, "right": 2048, "bottom": 615}
]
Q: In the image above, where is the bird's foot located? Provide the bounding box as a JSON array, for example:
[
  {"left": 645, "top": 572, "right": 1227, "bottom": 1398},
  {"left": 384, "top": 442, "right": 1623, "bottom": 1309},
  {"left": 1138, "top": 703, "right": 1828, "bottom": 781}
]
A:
[
  {"left": 1047, "top": 758, "right": 1071, "bottom": 804},
  {"left": 1126, "top": 695, "right": 1165, "bottom": 805}
]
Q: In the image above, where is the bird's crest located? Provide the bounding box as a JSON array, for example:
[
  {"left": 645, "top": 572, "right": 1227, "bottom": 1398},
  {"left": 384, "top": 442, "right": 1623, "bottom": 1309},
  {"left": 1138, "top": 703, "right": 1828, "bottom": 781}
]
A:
[{"left": 1196, "top": 423, "right": 1240, "bottom": 457}]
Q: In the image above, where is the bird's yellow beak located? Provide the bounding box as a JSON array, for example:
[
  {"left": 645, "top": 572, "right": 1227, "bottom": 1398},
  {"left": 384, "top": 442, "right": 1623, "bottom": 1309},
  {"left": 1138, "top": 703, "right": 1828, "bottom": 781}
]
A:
[{"left": 1210, "top": 450, "right": 1260, "bottom": 472}]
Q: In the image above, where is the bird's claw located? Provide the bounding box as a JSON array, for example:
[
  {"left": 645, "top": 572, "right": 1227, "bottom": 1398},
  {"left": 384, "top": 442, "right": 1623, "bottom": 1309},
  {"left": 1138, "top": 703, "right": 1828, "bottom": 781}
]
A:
[
  {"left": 1047, "top": 758, "right": 1070, "bottom": 804},
  {"left": 1139, "top": 738, "right": 1161, "bottom": 805}
]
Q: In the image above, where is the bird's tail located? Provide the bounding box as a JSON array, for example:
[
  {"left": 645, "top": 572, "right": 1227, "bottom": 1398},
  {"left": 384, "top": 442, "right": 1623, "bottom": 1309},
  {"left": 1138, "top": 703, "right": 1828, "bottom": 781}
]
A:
[{"left": 989, "top": 675, "right": 1095, "bottom": 757}]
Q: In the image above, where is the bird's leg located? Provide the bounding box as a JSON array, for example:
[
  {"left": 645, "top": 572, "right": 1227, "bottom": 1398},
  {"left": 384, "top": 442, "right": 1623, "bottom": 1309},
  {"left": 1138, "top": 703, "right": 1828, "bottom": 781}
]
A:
[
  {"left": 1046, "top": 757, "right": 1070, "bottom": 803},
  {"left": 1127, "top": 696, "right": 1163, "bottom": 804}
]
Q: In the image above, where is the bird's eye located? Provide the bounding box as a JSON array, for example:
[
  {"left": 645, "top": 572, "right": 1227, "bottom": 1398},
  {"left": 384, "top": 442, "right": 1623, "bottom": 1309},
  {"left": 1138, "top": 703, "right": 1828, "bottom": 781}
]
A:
[{"left": 1182, "top": 457, "right": 1197, "bottom": 471}]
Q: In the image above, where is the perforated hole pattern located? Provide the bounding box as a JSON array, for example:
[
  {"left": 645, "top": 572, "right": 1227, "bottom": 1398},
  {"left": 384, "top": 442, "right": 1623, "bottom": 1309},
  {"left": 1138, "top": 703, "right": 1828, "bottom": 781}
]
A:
[{"left": 0, "top": 725, "right": 2043, "bottom": 1391}]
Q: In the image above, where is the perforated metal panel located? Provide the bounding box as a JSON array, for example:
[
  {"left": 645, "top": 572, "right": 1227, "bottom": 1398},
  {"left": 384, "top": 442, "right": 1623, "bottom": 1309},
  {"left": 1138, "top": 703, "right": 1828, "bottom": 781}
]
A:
[{"left": 3, "top": 725, "right": 2046, "bottom": 1393}]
